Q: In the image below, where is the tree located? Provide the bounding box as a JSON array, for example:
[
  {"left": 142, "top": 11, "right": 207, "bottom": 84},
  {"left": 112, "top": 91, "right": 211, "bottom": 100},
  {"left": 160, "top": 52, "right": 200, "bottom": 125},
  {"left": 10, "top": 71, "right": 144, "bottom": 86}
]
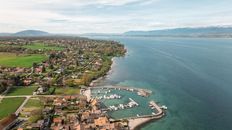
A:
[
  {"left": 82, "top": 73, "right": 91, "bottom": 86},
  {"left": 65, "top": 79, "right": 76, "bottom": 87},
  {"left": 0, "top": 81, "right": 7, "bottom": 93},
  {"left": 42, "top": 65, "right": 46, "bottom": 73}
]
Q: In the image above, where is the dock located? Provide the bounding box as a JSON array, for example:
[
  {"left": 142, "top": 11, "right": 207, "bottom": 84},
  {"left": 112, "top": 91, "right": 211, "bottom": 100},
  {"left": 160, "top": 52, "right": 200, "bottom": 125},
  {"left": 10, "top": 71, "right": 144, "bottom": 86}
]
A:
[
  {"left": 116, "top": 100, "right": 165, "bottom": 130},
  {"left": 82, "top": 86, "right": 166, "bottom": 129},
  {"left": 89, "top": 85, "right": 152, "bottom": 97}
]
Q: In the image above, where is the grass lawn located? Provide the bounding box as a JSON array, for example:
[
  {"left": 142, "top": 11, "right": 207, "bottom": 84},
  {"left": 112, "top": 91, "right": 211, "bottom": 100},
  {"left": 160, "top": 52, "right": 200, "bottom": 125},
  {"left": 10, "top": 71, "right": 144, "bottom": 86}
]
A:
[
  {"left": 23, "top": 43, "right": 64, "bottom": 51},
  {"left": 0, "top": 52, "right": 47, "bottom": 67},
  {"left": 24, "top": 98, "right": 42, "bottom": 108},
  {"left": 55, "top": 87, "right": 80, "bottom": 95},
  {"left": 0, "top": 97, "right": 25, "bottom": 119},
  {"left": 6, "top": 86, "right": 38, "bottom": 96},
  {"left": 20, "top": 98, "right": 43, "bottom": 123}
]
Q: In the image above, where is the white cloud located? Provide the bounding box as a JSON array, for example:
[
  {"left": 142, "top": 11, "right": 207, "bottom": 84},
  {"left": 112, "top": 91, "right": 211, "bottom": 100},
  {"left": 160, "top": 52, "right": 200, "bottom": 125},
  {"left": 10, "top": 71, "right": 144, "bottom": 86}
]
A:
[
  {"left": 1, "top": 0, "right": 144, "bottom": 7},
  {"left": 88, "top": 0, "right": 141, "bottom": 5},
  {"left": 0, "top": 0, "right": 232, "bottom": 33}
]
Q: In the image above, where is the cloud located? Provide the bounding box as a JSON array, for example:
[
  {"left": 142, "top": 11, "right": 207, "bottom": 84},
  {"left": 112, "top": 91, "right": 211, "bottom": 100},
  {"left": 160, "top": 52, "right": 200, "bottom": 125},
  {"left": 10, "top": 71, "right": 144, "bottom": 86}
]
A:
[
  {"left": 82, "top": 0, "right": 142, "bottom": 6},
  {"left": 0, "top": 0, "right": 232, "bottom": 33},
  {"left": 12, "top": 0, "right": 145, "bottom": 7}
]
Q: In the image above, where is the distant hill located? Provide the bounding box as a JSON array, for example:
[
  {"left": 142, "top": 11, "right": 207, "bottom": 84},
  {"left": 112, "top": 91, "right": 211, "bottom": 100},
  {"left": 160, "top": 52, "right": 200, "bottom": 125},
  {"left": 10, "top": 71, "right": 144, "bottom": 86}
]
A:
[
  {"left": 0, "top": 33, "right": 13, "bottom": 36},
  {"left": 124, "top": 27, "right": 232, "bottom": 37},
  {"left": 0, "top": 30, "right": 50, "bottom": 37},
  {"left": 13, "top": 30, "right": 50, "bottom": 36}
]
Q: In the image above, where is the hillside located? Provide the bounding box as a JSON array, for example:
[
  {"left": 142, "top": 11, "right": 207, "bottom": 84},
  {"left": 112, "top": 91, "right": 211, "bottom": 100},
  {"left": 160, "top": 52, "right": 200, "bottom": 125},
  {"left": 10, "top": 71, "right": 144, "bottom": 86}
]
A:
[
  {"left": 124, "top": 27, "right": 232, "bottom": 37},
  {"left": 13, "top": 30, "right": 49, "bottom": 36}
]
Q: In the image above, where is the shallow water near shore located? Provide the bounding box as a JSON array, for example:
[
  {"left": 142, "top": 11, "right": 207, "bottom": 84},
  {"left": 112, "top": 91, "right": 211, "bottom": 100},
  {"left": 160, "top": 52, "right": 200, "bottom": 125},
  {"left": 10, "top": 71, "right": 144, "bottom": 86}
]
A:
[{"left": 88, "top": 36, "right": 232, "bottom": 130}]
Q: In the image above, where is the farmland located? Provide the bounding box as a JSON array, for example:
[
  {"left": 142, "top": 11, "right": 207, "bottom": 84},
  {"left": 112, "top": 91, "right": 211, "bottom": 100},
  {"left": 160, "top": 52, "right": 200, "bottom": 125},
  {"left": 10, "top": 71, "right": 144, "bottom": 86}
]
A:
[
  {"left": 6, "top": 86, "right": 38, "bottom": 96},
  {"left": 24, "top": 98, "right": 42, "bottom": 108},
  {"left": 0, "top": 97, "right": 25, "bottom": 119},
  {"left": 55, "top": 87, "right": 80, "bottom": 95},
  {"left": 22, "top": 43, "right": 64, "bottom": 50},
  {"left": 0, "top": 52, "right": 47, "bottom": 67}
]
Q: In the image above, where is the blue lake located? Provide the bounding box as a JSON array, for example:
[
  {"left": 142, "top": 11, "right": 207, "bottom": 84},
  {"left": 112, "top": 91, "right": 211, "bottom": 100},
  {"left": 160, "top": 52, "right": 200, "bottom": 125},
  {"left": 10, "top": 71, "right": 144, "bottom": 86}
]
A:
[{"left": 89, "top": 36, "right": 232, "bottom": 130}]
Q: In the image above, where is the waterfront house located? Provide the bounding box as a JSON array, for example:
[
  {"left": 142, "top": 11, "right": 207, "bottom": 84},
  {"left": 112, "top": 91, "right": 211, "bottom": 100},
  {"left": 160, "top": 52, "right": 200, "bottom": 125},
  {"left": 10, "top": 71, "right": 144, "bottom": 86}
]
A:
[{"left": 94, "top": 116, "right": 109, "bottom": 127}]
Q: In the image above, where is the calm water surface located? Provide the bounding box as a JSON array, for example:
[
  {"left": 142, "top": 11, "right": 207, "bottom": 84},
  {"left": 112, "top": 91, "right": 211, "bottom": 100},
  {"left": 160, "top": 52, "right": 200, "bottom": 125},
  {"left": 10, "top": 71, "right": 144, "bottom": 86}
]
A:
[{"left": 90, "top": 36, "right": 232, "bottom": 130}]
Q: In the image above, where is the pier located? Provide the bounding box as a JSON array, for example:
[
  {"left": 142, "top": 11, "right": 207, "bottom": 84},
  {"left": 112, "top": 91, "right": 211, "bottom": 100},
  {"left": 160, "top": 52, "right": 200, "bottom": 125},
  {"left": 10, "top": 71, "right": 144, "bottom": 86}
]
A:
[
  {"left": 81, "top": 86, "right": 166, "bottom": 130},
  {"left": 128, "top": 100, "right": 165, "bottom": 130},
  {"left": 105, "top": 98, "right": 139, "bottom": 111},
  {"left": 89, "top": 85, "right": 152, "bottom": 97},
  {"left": 108, "top": 100, "right": 165, "bottom": 130}
]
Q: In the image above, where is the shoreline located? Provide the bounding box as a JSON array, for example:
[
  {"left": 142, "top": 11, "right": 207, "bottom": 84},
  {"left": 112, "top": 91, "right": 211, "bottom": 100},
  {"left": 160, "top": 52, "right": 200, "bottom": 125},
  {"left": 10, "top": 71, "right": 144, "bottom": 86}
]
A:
[
  {"left": 89, "top": 58, "right": 114, "bottom": 87},
  {"left": 83, "top": 86, "right": 165, "bottom": 130},
  {"left": 133, "top": 115, "right": 165, "bottom": 130},
  {"left": 88, "top": 57, "right": 165, "bottom": 130},
  {"left": 128, "top": 100, "right": 164, "bottom": 130}
]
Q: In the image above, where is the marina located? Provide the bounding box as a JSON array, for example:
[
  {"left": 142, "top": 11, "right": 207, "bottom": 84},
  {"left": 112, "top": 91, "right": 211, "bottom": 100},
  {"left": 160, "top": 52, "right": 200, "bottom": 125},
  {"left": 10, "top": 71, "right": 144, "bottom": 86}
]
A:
[
  {"left": 82, "top": 85, "right": 167, "bottom": 129},
  {"left": 95, "top": 94, "right": 121, "bottom": 100},
  {"left": 107, "top": 98, "right": 139, "bottom": 111},
  {"left": 90, "top": 85, "right": 152, "bottom": 97}
]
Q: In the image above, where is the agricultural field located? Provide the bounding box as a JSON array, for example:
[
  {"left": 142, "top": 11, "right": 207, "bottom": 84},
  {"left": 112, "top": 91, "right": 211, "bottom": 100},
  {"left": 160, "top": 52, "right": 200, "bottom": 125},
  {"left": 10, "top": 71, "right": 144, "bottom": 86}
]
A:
[
  {"left": 21, "top": 98, "right": 43, "bottom": 123},
  {"left": 0, "top": 97, "right": 25, "bottom": 119},
  {"left": 0, "top": 52, "right": 47, "bottom": 67},
  {"left": 23, "top": 43, "right": 64, "bottom": 50},
  {"left": 55, "top": 87, "right": 80, "bottom": 95},
  {"left": 24, "top": 98, "right": 42, "bottom": 108},
  {"left": 6, "top": 86, "right": 38, "bottom": 96}
]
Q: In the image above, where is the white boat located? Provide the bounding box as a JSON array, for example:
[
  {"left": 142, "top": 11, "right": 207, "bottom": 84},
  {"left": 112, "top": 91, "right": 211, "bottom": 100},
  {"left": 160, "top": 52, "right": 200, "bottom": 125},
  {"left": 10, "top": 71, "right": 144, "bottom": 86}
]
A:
[{"left": 161, "top": 105, "right": 168, "bottom": 110}]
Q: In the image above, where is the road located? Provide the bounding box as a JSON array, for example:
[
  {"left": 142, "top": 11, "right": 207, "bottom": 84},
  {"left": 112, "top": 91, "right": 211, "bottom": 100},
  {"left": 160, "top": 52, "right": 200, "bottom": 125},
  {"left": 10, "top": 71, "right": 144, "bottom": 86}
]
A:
[{"left": 15, "top": 96, "right": 31, "bottom": 116}]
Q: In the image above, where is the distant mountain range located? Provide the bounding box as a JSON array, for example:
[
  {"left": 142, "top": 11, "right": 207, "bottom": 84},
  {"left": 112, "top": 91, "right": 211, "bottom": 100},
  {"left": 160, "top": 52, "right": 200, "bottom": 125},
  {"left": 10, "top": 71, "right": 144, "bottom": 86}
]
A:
[
  {"left": 124, "top": 27, "right": 232, "bottom": 37},
  {"left": 13, "top": 30, "right": 49, "bottom": 36},
  {"left": 0, "top": 30, "right": 50, "bottom": 37},
  {"left": 1, "top": 27, "right": 232, "bottom": 37}
]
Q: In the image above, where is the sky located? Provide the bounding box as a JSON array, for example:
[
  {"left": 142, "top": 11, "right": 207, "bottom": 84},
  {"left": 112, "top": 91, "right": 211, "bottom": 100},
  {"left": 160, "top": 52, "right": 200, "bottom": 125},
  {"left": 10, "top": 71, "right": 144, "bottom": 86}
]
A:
[{"left": 0, "top": 0, "right": 232, "bottom": 34}]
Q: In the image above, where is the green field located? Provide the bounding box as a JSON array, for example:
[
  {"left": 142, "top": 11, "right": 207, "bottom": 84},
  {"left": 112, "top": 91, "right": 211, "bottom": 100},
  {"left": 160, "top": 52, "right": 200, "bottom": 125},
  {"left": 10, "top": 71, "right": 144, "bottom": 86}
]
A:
[
  {"left": 6, "top": 86, "right": 38, "bottom": 96},
  {"left": 0, "top": 52, "right": 47, "bottom": 67},
  {"left": 55, "top": 87, "right": 80, "bottom": 95},
  {"left": 0, "top": 97, "right": 25, "bottom": 119},
  {"left": 24, "top": 98, "right": 42, "bottom": 108},
  {"left": 23, "top": 43, "right": 64, "bottom": 51}
]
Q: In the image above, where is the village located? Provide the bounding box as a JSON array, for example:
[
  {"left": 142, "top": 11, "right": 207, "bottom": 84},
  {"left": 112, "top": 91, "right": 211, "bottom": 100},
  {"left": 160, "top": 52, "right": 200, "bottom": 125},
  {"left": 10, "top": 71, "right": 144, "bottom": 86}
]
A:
[
  {"left": 0, "top": 36, "right": 166, "bottom": 130},
  {"left": 0, "top": 36, "right": 128, "bottom": 130}
]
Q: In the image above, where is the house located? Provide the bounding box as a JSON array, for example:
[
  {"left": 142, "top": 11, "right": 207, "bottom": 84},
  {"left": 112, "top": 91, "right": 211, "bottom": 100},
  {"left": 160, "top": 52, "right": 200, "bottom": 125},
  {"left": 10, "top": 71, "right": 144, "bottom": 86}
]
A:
[
  {"left": 31, "top": 120, "right": 44, "bottom": 129},
  {"left": 74, "top": 123, "right": 84, "bottom": 130},
  {"left": 92, "top": 109, "right": 101, "bottom": 115},
  {"left": 81, "top": 111, "right": 90, "bottom": 121},
  {"left": 35, "top": 67, "right": 43, "bottom": 73},
  {"left": 91, "top": 99, "right": 98, "bottom": 106},
  {"left": 23, "top": 78, "right": 32, "bottom": 86},
  {"left": 104, "top": 123, "right": 116, "bottom": 130},
  {"left": 53, "top": 98, "right": 64, "bottom": 106},
  {"left": 94, "top": 116, "right": 109, "bottom": 127},
  {"left": 53, "top": 117, "right": 62, "bottom": 125},
  {"left": 36, "top": 86, "right": 49, "bottom": 94}
]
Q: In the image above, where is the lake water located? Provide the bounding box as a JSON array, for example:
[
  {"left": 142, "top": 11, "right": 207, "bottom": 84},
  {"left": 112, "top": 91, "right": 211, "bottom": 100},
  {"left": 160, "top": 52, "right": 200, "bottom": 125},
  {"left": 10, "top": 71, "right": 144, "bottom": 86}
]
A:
[{"left": 89, "top": 36, "right": 232, "bottom": 130}]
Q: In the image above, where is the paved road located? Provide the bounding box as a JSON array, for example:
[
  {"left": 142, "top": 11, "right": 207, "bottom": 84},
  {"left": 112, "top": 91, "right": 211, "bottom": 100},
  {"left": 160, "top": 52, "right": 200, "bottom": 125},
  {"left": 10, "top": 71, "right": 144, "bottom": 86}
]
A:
[{"left": 15, "top": 96, "right": 31, "bottom": 116}]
